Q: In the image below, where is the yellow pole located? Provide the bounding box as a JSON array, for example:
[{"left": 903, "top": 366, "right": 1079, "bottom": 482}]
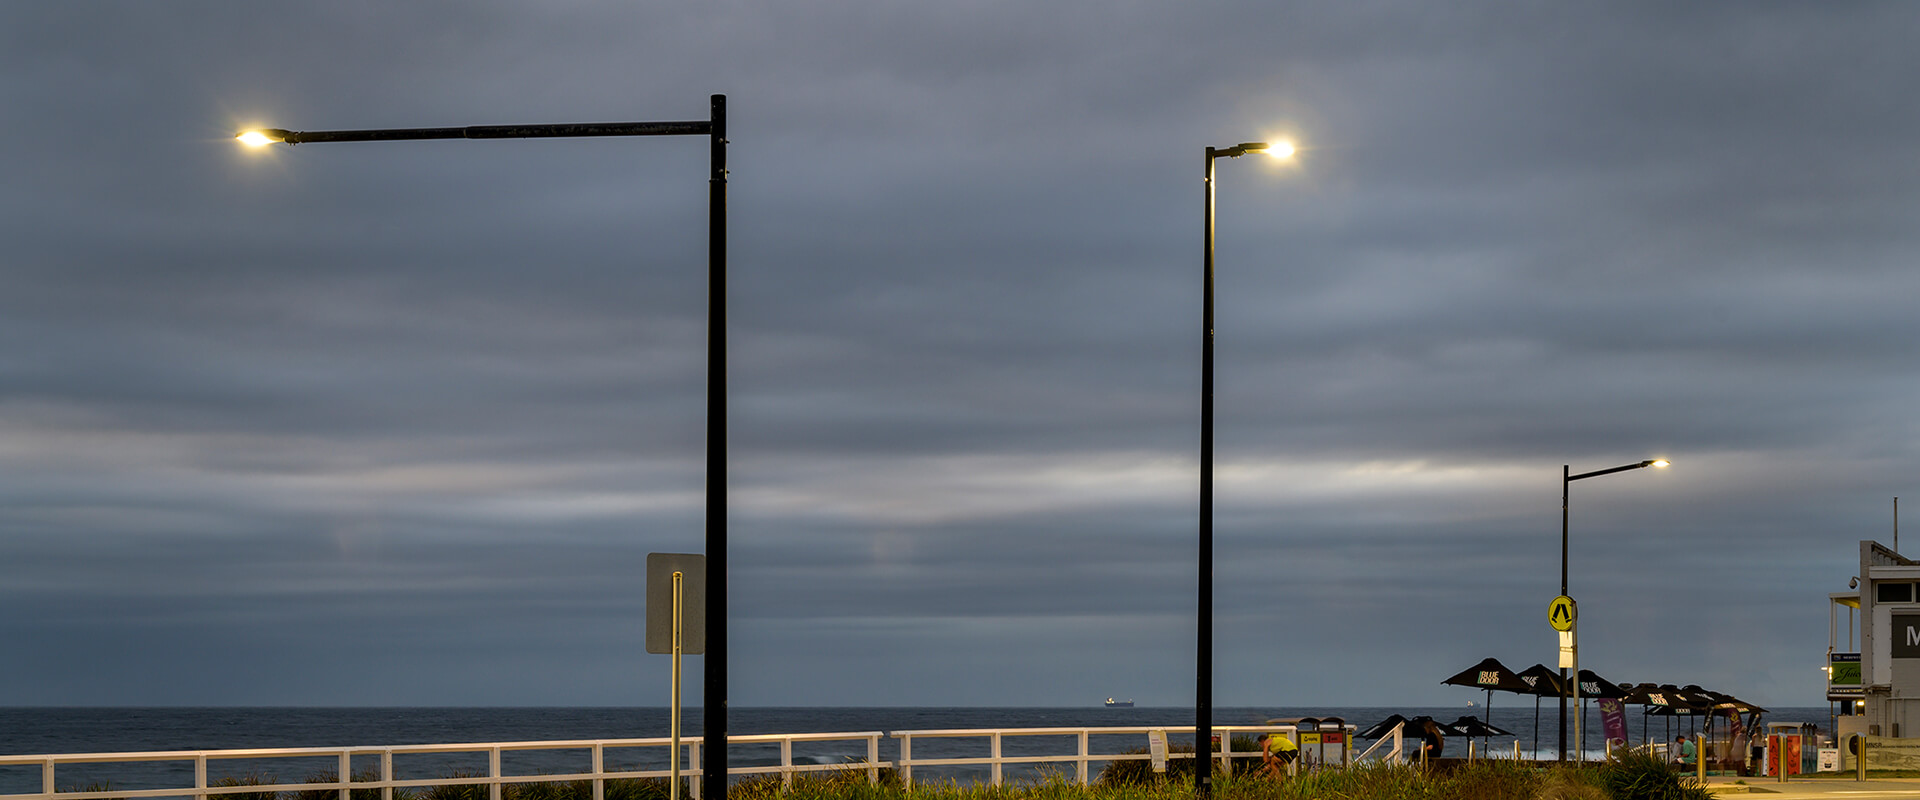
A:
[{"left": 672, "top": 572, "right": 684, "bottom": 800}]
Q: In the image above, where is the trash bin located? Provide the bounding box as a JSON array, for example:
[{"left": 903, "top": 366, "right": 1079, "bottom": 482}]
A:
[{"left": 1766, "top": 724, "right": 1803, "bottom": 780}]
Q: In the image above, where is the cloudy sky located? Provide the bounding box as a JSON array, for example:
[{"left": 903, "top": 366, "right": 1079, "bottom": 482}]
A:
[{"left": 3, "top": 2, "right": 1917, "bottom": 709}]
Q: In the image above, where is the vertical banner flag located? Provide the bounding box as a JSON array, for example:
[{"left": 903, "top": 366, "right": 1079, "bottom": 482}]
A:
[{"left": 1598, "top": 698, "right": 1627, "bottom": 749}]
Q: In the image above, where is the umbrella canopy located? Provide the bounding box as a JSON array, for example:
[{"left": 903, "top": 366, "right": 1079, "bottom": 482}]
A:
[
  {"left": 1669, "top": 684, "right": 1717, "bottom": 709},
  {"left": 1357, "top": 714, "right": 1409, "bottom": 739},
  {"left": 1575, "top": 669, "right": 1628, "bottom": 699},
  {"left": 1409, "top": 715, "right": 1463, "bottom": 736},
  {"left": 1513, "top": 663, "right": 1569, "bottom": 755},
  {"left": 1703, "top": 691, "right": 1766, "bottom": 714},
  {"left": 1442, "top": 657, "right": 1531, "bottom": 692},
  {"left": 1448, "top": 715, "right": 1515, "bottom": 738},
  {"left": 1515, "top": 663, "right": 1570, "bottom": 697},
  {"left": 1632, "top": 684, "right": 1710, "bottom": 711}
]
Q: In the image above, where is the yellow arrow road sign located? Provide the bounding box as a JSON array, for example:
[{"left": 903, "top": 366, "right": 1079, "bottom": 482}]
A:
[{"left": 1549, "top": 595, "right": 1576, "bottom": 631}]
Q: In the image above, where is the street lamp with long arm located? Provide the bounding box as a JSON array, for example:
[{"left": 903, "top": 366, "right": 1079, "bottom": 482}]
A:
[
  {"left": 1198, "top": 139, "right": 1290, "bottom": 798},
  {"left": 239, "top": 97, "right": 732, "bottom": 800},
  {"left": 1559, "top": 457, "right": 1668, "bottom": 762}
]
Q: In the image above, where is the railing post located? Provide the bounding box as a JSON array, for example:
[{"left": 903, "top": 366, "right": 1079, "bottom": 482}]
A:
[
  {"left": 41, "top": 758, "right": 53, "bottom": 799},
  {"left": 340, "top": 751, "right": 352, "bottom": 800},
  {"left": 592, "top": 743, "right": 605, "bottom": 800},
  {"left": 194, "top": 754, "right": 207, "bottom": 800},
  {"left": 1077, "top": 731, "right": 1090, "bottom": 786},
  {"left": 899, "top": 735, "right": 913, "bottom": 789},
  {"left": 489, "top": 747, "right": 502, "bottom": 800},
  {"left": 383, "top": 750, "right": 394, "bottom": 800},
  {"left": 780, "top": 738, "right": 793, "bottom": 792},
  {"left": 867, "top": 735, "right": 880, "bottom": 786},
  {"left": 689, "top": 741, "right": 702, "bottom": 800},
  {"left": 990, "top": 732, "right": 1002, "bottom": 787}
]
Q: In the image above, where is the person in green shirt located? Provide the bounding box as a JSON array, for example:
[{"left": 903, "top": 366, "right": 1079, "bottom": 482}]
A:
[{"left": 1673, "top": 735, "right": 1696, "bottom": 767}]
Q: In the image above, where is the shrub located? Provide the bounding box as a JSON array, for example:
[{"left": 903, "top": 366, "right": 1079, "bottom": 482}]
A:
[
  {"left": 1427, "top": 759, "right": 1538, "bottom": 800},
  {"left": 729, "top": 767, "right": 896, "bottom": 800},
  {"left": 210, "top": 773, "right": 280, "bottom": 800},
  {"left": 1591, "top": 751, "right": 1712, "bottom": 800},
  {"left": 289, "top": 767, "right": 389, "bottom": 800},
  {"left": 1094, "top": 744, "right": 1193, "bottom": 787},
  {"left": 1531, "top": 766, "right": 1607, "bottom": 800},
  {"left": 1095, "top": 735, "right": 1267, "bottom": 787},
  {"left": 601, "top": 777, "right": 681, "bottom": 800}
]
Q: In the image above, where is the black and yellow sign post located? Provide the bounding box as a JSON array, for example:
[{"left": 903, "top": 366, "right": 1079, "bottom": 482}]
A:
[{"left": 1549, "top": 595, "right": 1580, "bottom": 759}]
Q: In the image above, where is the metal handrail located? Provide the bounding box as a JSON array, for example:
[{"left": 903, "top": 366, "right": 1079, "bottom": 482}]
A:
[
  {"left": 1354, "top": 722, "right": 1404, "bottom": 763},
  {"left": 0, "top": 733, "right": 889, "bottom": 800},
  {"left": 891, "top": 724, "right": 1355, "bottom": 787},
  {"left": 0, "top": 724, "right": 1377, "bottom": 796}
]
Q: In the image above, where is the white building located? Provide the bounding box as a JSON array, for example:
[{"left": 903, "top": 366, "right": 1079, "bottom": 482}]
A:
[{"left": 1829, "top": 540, "right": 1920, "bottom": 740}]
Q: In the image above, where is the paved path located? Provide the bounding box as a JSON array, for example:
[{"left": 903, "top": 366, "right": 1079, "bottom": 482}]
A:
[{"left": 1704, "top": 777, "right": 1920, "bottom": 797}]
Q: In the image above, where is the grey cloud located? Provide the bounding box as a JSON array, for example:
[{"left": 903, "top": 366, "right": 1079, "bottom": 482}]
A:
[{"left": 0, "top": 1, "right": 1913, "bottom": 708}]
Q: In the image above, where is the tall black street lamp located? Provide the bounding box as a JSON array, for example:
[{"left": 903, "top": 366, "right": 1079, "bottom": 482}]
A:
[
  {"left": 1199, "top": 139, "right": 1291, "bottom": 797},
  {"left": 1558, "top": 457, "right": 1668, "bottom": 762},
  {"left": 239, "top": 96, "right": 732, "bottom": 799}
]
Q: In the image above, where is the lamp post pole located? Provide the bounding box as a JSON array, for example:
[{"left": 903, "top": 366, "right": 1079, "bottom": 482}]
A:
[
  {"left": 238, "top": 97, "right": 731, "bottom": 799},
  {"left": 1199, "top": 141, "right": 1284, "bottom": 798},
  {"left": 1558, "top": 458, "right": 1667, "bottom": 763}
]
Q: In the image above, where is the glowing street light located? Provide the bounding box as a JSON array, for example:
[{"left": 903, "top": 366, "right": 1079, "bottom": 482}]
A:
[
  {"left": 1559, "top": 457, "right": 1669, "bottom": 762},
  {"left": 235, "top": 129, "right": 286, "bottom": 147},
  {"left": 236, "top": 98, "right": 733, "bottom": 800},
  {"left": 1197, "top": 136, "right": 1294, "bottom": 798}
]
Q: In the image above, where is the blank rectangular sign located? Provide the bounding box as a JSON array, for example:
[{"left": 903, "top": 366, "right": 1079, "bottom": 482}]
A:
[{"left": 646, "top": 553, "right": 706, "bottom": 655}]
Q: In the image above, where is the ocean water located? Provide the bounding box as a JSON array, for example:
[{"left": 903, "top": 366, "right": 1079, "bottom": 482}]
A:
[{"left": 0, "top": 705, "right": 1837, "bottom": 792}]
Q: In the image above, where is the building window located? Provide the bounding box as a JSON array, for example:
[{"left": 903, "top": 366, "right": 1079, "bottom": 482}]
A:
[{"left": 1879, "top": 582, "right": 1915, "bottom": 604}]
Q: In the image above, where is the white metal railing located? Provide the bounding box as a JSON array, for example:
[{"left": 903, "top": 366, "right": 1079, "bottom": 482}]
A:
[
  {"left": 890, "top": 724, "right": 1354, "bottom": 787},
  {"left": 1354, "top": 723, "right": 1404, "bottom": 763},
  {"left": 0, "top": 725, "right": 1387, "bottom": 797},
  {"left": 0, "top": 733, "right": 888, "bottom": 800}
]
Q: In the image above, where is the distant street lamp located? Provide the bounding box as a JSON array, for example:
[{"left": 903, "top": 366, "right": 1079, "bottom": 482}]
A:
[
  {"left": 1199, "top": 140, "right": 1290, "bottom": 798},
  {"left": 238, "top": 97, "right": 733, "bottom": 800},
  {"left": 1559, "top": 457, "right": 1669, "bottom": 762}
]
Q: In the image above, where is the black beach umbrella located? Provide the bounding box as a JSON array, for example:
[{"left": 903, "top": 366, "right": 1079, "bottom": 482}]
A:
[
  {"left": 1358, "top": 714, "right": 1410, "bottom": 739},
  {"left": 1704, "top": 687, "right": 1766, "bottom": 743},
  {"left": 1645, "top": 701, "right": 1710, "bottom": 743},
  {"left": 1623, "top": 683, "right": 1707, "bottom": 710},
  {"left": 1442, "top": 657, "right": 1530, "bottom": 736},
  {"left": 1576, "top": 669, "right": 1628, "bottom": 699},
  {"left": 1704, "top": 690, "right": 1765, "bottom": 715},
  {"left": 1619, "top": 683, "right": 1666, "bottom": 745},
  {"left": 1515, "top": 663, "right": 1569, "bottom": 756},
  {"left": 1684, "top": 686, "right": 1729, "bottom": 740},
  {"left": 1645, "top": 685, "right": 1712, "bottom": 741},
  {"left": 1449, "top": 715, "right": 1515, "bottom": 738},
  {"left": 1403, "top": 716, "right": 1461, "bottom": 758}
]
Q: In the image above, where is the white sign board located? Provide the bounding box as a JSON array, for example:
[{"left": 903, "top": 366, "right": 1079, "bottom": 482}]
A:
[{"left": 646, "top": 553, "right": 706, "bottom": 654}]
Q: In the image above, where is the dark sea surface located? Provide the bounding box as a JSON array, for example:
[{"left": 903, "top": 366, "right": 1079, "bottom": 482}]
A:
[{"left": 0, "top": 705, "right": 1837, "bottom": 793}]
